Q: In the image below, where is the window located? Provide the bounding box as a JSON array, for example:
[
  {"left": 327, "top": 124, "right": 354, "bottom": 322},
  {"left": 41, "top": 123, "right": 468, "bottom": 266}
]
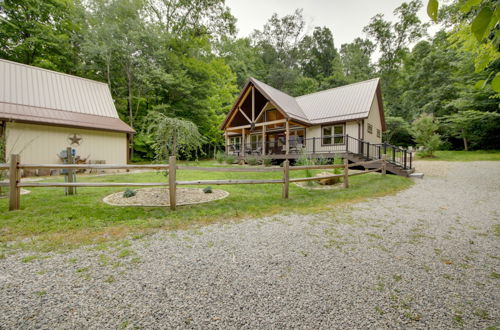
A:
[
  {"left": 367, "top": 123, "right": 373, "bottom": 134},
  {"left": 229, "top": 136, "right": 241, "bottom": 148},
  {"left": 322, "top": 124, "right": 344, "bottom": 145},
  {"left": 377, "top": 129, "right": 381, "bottom": 138},
  {"left": 250, "top": 134, "right": 262, "bottom": 148}
]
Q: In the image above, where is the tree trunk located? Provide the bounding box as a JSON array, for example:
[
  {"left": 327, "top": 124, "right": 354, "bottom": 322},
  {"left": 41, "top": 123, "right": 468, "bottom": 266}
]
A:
[
  {"left": 172, "top": 127, "right": 177, "bottom": 157},
  {"left": 462, "top": 130, "right": 468, "bottom": 151}
]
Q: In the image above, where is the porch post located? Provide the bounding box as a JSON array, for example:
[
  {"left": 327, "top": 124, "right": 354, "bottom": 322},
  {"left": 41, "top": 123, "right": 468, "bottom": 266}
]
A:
[
  {"left": 285, "top": 119, "right": 290, "bottom": 155},
  {"left": 224, "top": 132, "right": 228, "bottom": 155},
  {"left": 241, "top": 129, "right": 246, "bottom": 156},
  {"left": 262, "top": 125, "right": 266, "bottom": 156}
]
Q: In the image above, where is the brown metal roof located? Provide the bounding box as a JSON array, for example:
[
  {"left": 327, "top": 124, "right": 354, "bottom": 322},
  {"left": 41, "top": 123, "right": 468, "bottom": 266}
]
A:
[
  {"left": 0, "top": 59, "right": 134, "bottom": 133},
  {"left": 250, "top": 78, "right": 308, "bottom": 121},
  {"left": 296, "top": 78, "right": 380, "bottom": 124},
  {"left": 222, "top": 77, "right": 385, "bottom": 130}
]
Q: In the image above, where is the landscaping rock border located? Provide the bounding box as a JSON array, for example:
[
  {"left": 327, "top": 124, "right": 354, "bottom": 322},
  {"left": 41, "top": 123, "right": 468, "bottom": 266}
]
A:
[{"left": 102, "top": 187, "right": 229, "bottom": 207}]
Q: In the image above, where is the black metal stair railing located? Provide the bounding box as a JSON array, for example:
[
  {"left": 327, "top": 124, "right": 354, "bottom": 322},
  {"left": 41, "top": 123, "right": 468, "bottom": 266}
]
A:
[{"left": 344, "top": 135, "right": 412, "bottom": 170}]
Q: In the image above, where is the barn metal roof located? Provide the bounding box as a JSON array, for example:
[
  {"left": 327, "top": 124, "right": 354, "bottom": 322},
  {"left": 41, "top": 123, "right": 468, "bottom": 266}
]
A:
[
  {"left": 224, "top": 77, "right": 384, "bottom": 129},
  {"left": 0, "top": 59, "right": 134, "bottom": 133}
]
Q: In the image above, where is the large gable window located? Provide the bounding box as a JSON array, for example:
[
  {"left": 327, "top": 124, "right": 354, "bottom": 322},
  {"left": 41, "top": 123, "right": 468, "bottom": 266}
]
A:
[{"left": 322, "top": 124, "right": 344, "bottom": 145}]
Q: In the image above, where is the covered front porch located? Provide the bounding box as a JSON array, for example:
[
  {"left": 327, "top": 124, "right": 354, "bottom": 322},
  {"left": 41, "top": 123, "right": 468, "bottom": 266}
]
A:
[{"left": 226, "top": 129, "right": 349, "bottom": 159}]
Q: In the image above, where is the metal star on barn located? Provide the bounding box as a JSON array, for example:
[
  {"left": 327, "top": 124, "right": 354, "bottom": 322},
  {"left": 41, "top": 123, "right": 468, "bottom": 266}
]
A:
[{"left": 68, "top": 133, "right": 82, "bottom": 146}]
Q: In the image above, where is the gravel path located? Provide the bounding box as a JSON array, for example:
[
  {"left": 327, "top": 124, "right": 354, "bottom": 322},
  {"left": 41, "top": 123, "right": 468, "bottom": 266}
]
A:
[{"left": 1, "top": 161, "right": 499, "bottom": 329}]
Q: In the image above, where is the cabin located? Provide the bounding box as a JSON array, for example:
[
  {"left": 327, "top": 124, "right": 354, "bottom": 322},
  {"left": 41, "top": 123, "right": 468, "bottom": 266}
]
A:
[
  {"left": 0, "top": 59, "right": 134, "bottom": 174},
  {"left": 221, "top": 77, "right": 414, "bottom": 176}
]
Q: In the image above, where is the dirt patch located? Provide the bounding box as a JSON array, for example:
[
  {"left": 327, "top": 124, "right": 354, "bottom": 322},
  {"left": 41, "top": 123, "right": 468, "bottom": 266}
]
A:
[
  {"left": 0, "top": 189, "right": 31, "bottom": 199},
  {"left": 412, "top": 160, "right": 449, "bottom": 177},
  {"left": 294, "top": 182, "right": 344, "bottom": 190},
  {"left": 102, "top": 187, "right": 229, "bottom": 207}
]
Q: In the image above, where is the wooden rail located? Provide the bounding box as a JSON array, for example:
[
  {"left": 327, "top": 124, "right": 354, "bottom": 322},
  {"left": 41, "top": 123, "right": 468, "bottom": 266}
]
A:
[{"left": 0, "top": 154, "right": 387, "bottom": 211}]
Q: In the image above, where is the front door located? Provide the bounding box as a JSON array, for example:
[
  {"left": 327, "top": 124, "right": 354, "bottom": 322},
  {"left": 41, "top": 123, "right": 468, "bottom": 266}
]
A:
[{"left": 266, "top": 132, "right": 286, "bottom": 155}]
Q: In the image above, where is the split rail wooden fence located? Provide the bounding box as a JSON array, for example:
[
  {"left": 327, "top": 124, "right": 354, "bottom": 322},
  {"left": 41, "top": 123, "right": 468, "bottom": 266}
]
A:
[{"left": 0, "top": 154, "right": 387, "bottom": 211}]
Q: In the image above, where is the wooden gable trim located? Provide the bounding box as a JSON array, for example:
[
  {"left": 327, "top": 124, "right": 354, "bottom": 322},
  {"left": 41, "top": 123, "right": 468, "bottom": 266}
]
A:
[
  {"left": 254, "top": 102, "right": 269, "bottom": 122},
  {"left": 238, "top": 107, "right": 252, "bottom": 124},
  {"left": 220, "top": 81, "right": 253, "bottom": 130},
  {"left": 249, "top": 79, "right": 290, "bottom": 121}
]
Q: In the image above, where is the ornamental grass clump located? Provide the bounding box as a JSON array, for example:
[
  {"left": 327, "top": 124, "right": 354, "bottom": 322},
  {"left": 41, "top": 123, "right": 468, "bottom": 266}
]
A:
[
  {"left": 246, "top": 157, "right": 260, "bottom": 166},
  {"left": 225, "top": 154, "right": 236, "bottom": 164},
  {"left": 214, "top": 151, "right": 226, "bottom": 164},
  {"left": 123, "top": 189, "right": 137, "bottom": 198},
  {"left": 263, "top": 158, "right": 272, "bottom": 167}
]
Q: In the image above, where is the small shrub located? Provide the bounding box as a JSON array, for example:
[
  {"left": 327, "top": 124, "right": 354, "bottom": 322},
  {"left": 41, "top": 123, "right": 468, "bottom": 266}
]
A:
[
  {"left": 203, "top": 186, "right": 213, "bottom": 193},
  {"left": 263, "top": 158, "right": 272, "bottom": 167},
  {"left": 246, "top": 157, "right": 260, "bottom": 166},
  {"left": 214, "top": 151, "right": 225, "bottom": 164},
  {"left": 123, "top": 189, "right": 137, "bottom": 198},
  {"left": 411, "top": 113, "right": 441, "bottom": 157},
  {"left": 315, "top": 157, "right": 330, "bottom": 165},
  {"left": 225, "top": 154, "right": 236, "bottom": 164}
]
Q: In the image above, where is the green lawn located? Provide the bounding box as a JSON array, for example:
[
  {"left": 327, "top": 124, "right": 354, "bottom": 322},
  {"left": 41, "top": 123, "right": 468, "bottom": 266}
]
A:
[
  {"left": 415, "top": 150, "right": 500, "bottom": 161},
  {"left": 0, "top": 165, "right": 413, "bottom": 252}
]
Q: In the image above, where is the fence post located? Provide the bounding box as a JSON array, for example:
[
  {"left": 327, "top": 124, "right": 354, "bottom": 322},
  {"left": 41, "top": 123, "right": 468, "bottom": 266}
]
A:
[
  {"left": 66, "top": 147, "right": 76, "bottom": 195},
  {"left": 403, "top": 150, "right": 407, "bottom": 169},
  {"left": 343, "top": 157, "right": 349, "bottom": 189},
  {"left": 282, "top": 159, "right": 289, "bottom": 199},
  {"left": 169, "top": 156, "right": 177, "bottom": 210},
  {"left": 382, "top": 154, "right": 387, "bottom": 176},
  {"left": 9, "top": 154, "right": 21, "bottom": 211}
]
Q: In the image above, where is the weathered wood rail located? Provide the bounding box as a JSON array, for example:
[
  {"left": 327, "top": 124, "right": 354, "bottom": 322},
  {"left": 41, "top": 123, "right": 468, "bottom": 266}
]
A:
[{"left": 0, "top": 154, "right": 387, "bottom": 211}]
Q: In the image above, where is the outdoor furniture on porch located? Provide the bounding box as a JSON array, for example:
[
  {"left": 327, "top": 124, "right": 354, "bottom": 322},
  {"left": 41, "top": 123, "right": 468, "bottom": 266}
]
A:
[{"left": 228, "top": 144, "right": 240, "bottom": 156}]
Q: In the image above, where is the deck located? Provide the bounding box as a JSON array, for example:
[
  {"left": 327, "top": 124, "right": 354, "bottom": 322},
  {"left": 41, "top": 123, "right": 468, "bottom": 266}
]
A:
[{"left": 227, "top": 135, "right": 415, "bottom": 176}]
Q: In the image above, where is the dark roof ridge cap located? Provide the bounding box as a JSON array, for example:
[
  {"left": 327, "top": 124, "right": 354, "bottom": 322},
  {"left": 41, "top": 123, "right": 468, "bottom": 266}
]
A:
[{"left": 0, "top": 101, "right": 118, "bottom": 119}]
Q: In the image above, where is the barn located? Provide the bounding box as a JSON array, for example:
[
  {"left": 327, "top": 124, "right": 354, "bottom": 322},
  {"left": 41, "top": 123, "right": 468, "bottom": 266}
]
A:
[{"left": 0, "top": 59, "right": 134, "bottom": 173}]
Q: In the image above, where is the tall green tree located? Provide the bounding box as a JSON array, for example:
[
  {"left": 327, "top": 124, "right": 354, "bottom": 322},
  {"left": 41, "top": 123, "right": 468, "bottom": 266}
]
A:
[
  {"left": 363, "top": 0, "right": 429, "bottom": 117},
  {"left": 0, "top": 0, "right": 84, "bottom": 73},
  {"left": 299, "top": 27, "right": 339, "bottom": 81},
  {"left": 340, "top": 38, "right": 375, "bottom": 82}
]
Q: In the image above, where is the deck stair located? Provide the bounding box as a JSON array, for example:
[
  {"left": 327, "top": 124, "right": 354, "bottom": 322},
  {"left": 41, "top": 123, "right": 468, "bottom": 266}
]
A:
[{"left": 344, "top": 136, "right": 415, "bottom": 177}]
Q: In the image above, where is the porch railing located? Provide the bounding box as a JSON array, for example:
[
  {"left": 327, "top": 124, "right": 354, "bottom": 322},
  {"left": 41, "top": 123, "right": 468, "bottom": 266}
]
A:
[{"left": 227, "top": 134, "right": 413, "bottom": 170}]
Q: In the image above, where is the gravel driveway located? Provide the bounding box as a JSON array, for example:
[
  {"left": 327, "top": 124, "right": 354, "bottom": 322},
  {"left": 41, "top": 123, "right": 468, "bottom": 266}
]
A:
[{"left": 1, "top": 161, "right": 499, "bottom": 329}]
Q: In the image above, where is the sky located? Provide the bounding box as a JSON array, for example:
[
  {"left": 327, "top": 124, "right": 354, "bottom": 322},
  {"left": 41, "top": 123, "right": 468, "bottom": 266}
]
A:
[{"left": 225, "top": 0, "right": 439, "bottom": 54}]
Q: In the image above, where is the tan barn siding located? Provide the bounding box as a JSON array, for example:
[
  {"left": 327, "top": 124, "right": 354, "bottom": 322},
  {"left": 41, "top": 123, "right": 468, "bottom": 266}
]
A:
[{"left": 5, "top": 122, "right": 127, "bottom": 165}]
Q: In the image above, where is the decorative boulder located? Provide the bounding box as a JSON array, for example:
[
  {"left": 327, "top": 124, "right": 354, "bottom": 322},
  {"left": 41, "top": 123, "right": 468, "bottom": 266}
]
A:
[{"left": 316, "top": 171, "right": 340, "bottom": 185}]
